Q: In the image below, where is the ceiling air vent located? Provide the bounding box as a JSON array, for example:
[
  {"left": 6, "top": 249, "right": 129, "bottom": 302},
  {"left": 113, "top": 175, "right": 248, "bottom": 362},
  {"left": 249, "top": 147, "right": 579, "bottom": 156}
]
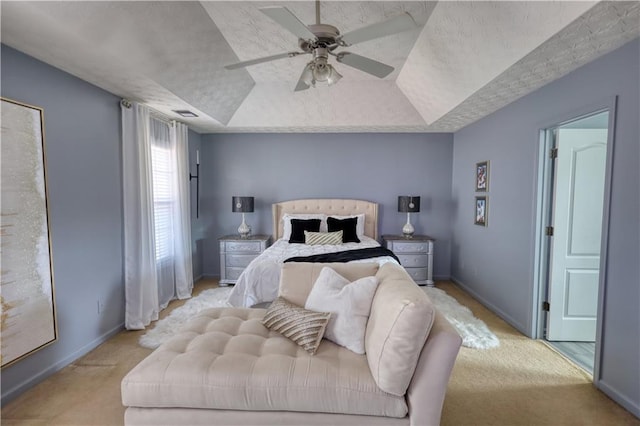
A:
[{"left": 173, "top": 110, "right": 198, "bottom": 118}]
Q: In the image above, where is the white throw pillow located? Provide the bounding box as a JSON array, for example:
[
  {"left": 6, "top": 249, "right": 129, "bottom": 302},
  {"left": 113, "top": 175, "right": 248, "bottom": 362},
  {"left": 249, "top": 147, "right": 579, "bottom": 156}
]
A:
[
  {"left": 305, "top": 267, "right": 379, "bottom": 354},
  {"left": 327, "top": 214, "right": 365, "bottom": 238},
  {"left": 282, "top": 214, "right": 327, "bottom": 240}
]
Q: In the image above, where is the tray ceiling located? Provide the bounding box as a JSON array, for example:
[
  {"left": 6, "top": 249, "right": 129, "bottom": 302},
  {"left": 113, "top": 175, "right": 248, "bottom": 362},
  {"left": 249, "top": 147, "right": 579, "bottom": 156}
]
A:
[{"left": 1, "top": 1, "right": 638, "bottom": 133}]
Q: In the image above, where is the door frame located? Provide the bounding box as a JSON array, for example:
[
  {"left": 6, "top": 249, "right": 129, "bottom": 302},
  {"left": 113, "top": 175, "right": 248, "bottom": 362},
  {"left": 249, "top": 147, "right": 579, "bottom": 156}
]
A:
[{"left": 532, "top": 96, "right": 617, "bottom": 385}]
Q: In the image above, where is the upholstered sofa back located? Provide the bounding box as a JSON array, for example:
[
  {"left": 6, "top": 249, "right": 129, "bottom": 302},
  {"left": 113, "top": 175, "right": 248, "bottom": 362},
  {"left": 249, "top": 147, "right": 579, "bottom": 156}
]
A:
[
  {"left": 367, "top": 263, "right": 435, "bottom": 396},
  {"left": 278, "top": 262, "right": 435, "bottom": 397},
  {"left": 279, "top": 262, "right": 379, "bottom": 306}
]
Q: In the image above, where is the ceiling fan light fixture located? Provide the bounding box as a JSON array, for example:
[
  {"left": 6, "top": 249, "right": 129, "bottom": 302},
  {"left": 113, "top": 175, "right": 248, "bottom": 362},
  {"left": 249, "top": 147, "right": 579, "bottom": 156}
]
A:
[
  {"left": 312, "top": 58, "right": 331, "bottom": 82},
  {"left": 301, "top": 62, "right": 315, "bottom": 87},
  {"left": 327, "top": 66, "right": 342, "bottom": 86},
  {"left": 307, "top": 49, "right": 342, "bottom": 87}
]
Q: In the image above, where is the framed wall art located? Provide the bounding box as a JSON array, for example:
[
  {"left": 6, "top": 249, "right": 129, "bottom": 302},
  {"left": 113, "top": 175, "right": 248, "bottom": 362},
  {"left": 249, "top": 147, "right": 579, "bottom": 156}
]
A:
[
  {"left": 1, "top": 97, "right": 57, "bottom": 368},
  {"left": 475, "top": 160, "right": 489, "bottom": 192},
  {"left": 475, "top": 196, "right": 488, "bottom": 226}
]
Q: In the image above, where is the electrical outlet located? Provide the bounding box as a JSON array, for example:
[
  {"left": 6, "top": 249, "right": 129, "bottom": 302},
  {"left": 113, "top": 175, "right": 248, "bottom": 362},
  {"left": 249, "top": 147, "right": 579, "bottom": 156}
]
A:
[{"left": 97, "top": 300, "right": 105, "bottom": 314}]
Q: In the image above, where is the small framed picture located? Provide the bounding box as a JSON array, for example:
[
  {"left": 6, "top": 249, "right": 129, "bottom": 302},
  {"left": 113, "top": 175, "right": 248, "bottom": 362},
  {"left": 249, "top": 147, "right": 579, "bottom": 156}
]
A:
[
  {"left": 475, "top": 161, "right": 489, "bottom": 192},
  {"left": 475, "top": 196, "right": 488, "bottom": 226}
]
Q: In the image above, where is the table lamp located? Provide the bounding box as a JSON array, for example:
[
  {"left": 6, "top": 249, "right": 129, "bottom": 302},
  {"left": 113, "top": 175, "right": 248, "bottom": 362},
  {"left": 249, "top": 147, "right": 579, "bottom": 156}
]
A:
[
  {"left": 232, "top": 196, "right": 254, "bottom": 238},
  {"left": 398, "top": 196, "right": 420, "bottom": 238}
]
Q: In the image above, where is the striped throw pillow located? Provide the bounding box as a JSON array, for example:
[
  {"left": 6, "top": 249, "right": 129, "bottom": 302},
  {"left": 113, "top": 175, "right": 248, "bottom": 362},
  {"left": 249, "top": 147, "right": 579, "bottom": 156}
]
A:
[
  {"left": 262, "top": 297, "right": 331, "bottom": 355},
  {"left": 304, "top": 230, "right": 343, "bottom": 245}
]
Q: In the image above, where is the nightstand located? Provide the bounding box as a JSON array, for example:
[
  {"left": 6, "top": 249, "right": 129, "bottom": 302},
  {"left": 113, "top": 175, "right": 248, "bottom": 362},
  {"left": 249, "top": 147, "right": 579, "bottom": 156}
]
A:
[
  {"left": 219, "top": 235, "right": 271, "bottom": 286},
  {"left": 382, "top": 235, "right": 435, "bottom": 286}
]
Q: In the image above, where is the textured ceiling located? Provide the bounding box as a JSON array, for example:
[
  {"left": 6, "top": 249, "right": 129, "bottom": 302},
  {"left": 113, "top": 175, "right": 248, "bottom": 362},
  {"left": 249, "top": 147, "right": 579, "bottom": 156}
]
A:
[{"left": 1, "top": 1, "right": 638, "bottom": 133}]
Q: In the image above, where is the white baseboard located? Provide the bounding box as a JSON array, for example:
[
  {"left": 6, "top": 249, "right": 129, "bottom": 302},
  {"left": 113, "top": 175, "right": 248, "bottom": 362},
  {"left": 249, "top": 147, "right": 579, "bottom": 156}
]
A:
[
  {"left": 450, "top": 275, "right": 530, "bottom": 337},
  {"left": 597, "top": 381, "right": 640, "bottom": 419},
  {"left": 1, "top": 322, "right": 124, "bottom": 405}
]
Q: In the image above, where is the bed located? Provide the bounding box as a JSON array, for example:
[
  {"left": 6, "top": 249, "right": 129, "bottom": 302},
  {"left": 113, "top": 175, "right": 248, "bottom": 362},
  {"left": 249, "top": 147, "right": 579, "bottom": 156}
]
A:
[{"left": 226, "top": 199, "right": 400, "bottom": 307}]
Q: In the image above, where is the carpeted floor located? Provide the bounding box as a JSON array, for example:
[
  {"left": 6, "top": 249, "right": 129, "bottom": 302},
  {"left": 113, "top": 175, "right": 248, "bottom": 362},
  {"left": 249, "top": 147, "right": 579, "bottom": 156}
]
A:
[{"left": 2, "top": 279, "right": 638, "bottom": 426}]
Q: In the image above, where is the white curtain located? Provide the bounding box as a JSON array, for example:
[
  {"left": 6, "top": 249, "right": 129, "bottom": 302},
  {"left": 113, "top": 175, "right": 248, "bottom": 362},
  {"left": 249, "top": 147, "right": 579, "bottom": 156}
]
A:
[
  {"left": 171, "top": 122, "right": 194, "bottom": 299},
  {"left": 121, "top": 101, "right": 193, "bottom": 330},
  {"left": 122, "top": 103, "right": 159, "bottom": 330}
]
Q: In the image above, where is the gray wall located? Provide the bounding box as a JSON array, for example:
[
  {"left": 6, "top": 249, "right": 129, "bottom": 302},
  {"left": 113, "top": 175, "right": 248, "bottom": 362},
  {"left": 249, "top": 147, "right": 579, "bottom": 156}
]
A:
[
  {"left": 1, "top": 45, "right": 125, "bottom": 403},
  {"left": 199, "top": 133, "right": 454, "bottom": 279},
  {"left": 451, "top": 38, "right": 639, "bottom": 416}
]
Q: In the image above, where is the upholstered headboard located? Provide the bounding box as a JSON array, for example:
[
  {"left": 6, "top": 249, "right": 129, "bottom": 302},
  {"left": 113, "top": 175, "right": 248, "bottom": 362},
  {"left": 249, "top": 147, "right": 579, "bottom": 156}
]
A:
[{"left": 272, "top": 199, "right": 379, "bottom": 241}]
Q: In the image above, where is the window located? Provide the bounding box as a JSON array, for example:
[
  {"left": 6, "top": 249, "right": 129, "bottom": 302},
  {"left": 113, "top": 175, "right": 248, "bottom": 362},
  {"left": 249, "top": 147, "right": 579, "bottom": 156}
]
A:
[{"left": 150, "top": 119, "right": 174, "bottom": 262}]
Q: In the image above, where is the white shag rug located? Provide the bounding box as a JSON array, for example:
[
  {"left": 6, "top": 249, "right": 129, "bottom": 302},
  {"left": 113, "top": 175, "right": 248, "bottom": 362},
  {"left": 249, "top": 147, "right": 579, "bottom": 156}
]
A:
[
  {"left": 423, "top": 287, "right": 500, "bottom": 349},
  {"left": 139, "top": 286, "right": 499, "bottom": 350}
]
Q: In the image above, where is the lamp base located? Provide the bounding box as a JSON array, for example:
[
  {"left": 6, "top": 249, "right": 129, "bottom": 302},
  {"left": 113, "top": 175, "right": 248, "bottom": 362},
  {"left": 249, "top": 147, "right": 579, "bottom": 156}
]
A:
[
  {"left": 238, "top": 213, "right": 251, "bottom": 238},
  {"left": 402, "top": 213, "right": 414, "bottom": 238}
]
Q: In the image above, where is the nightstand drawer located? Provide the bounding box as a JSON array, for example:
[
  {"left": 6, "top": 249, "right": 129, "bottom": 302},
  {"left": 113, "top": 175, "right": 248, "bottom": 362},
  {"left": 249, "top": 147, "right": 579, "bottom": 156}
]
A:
[
  {"left": 226, "top": 254, "right": 258, "bottom": 268},
  {"left": 224, "top": 241, "right": 263, "bottom": 253},
  {"left": 405, "top": 267, "right": 428, "bottom": 282},
  {"left": 397, "top": 254, "right": 428, "bottom": 268},
  {"left": 225, "top": 267, "right": 245, "bottom": 281},
  {"left": 390, "top": 241, "right": 430, "bottom": 254}
]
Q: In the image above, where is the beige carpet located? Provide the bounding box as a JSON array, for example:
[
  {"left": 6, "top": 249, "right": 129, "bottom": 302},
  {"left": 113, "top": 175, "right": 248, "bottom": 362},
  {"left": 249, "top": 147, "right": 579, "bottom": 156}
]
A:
[
  {"left": 2, "top": 280, "right": 638, "bottom": 426},
  {"left": 438, "top": 282, "right": 639, "bottom": 426}
]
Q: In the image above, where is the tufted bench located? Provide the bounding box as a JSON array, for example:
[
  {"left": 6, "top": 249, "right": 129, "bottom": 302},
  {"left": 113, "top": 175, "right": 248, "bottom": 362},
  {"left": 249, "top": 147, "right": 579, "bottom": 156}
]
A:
[
  {"left": 122, "top": 263, "right": 462, "bottom": 425},
  {"left": 121, "top": 307, "right": 407, "bottom": 417}
]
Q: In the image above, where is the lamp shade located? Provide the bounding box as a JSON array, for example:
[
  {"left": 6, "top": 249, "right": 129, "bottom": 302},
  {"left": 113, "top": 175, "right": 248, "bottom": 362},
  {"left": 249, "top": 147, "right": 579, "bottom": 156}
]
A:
[
  {"left": 232, "top": 196, "right": 254, "bottom": 213},
  {"left": 398, "top": 196, "right": 420, "bottom": 213}
]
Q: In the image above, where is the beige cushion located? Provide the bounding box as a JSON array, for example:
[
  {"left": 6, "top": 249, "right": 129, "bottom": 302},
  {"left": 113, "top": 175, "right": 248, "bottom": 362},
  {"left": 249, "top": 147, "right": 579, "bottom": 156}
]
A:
[
  {"left": 305, "top": 267, "right": 379, "bottom": 354},
  {"left": 122, "top": 307, "right": 407, "bottom": 418},
  {"left": 262, "top": 296, "right": 330, "bottom": 355},
  {"left": 365, "top": 263, "right": 435, "bottom": 396},
  {"left": 279, "top": 262, "right": 380, "bottom": 307}
]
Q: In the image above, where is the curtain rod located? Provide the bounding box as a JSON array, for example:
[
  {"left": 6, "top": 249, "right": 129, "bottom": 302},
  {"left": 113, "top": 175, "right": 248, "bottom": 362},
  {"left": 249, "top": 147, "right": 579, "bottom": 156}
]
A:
[{"left": 120, "top": 98, "right": 182, "bottom": 127}]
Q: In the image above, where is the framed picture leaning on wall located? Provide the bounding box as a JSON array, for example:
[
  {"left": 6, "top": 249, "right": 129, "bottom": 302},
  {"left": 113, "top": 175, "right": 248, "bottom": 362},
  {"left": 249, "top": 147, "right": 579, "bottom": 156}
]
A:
[
  {"left": 475, "top": 160, "right": 489, "bottom": 192},
  {"left": 1, "top": 97, "right": 57, "bottom": 368}
]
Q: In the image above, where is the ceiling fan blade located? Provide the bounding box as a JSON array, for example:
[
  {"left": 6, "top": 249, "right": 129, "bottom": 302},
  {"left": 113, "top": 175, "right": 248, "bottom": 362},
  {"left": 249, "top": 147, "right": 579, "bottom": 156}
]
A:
[
  {"left": 260, "top": 6, "right": 317, "bottom": 41},
  {"left": 339, "top": 12, "right": 417, "bottom": 46},
  {"left": 336, "top": 53, "right": 394, "bottom": 78},
  {"left": 224, "top": 52, "right": 300, "bottom": 70},
  {"left": 294, "top": 64, "right": 313, "bottom": 92}
]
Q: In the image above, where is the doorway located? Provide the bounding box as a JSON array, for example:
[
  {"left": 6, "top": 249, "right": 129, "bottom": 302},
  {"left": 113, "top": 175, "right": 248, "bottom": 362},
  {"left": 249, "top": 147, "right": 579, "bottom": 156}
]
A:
[{"left": 533, "top": 104, "right": 615, "bottom": 377}]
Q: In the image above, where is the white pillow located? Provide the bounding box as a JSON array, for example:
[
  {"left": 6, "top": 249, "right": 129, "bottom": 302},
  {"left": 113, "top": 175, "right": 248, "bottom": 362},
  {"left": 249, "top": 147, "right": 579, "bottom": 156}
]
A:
[
  {"left": 282, "top": 214, "right": 327, "bottom": 240},
  {"left": 327, "top": 214, "right": 365, "bottom": 238},
  {"left": 305, "top": 267, "right": 379, "bottom": 354}
]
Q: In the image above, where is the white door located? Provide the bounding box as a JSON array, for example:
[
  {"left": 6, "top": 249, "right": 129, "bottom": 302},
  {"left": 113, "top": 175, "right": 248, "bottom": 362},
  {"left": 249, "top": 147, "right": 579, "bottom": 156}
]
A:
[{"left": 547, "top": 128, "right": 608, "bottom": 341}]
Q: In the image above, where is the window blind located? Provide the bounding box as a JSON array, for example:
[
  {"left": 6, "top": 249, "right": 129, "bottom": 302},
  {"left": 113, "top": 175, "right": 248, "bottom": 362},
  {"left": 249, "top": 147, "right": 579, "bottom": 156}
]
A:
[{"left": 150, "top": 120, "right": 174, "bottom": 262}]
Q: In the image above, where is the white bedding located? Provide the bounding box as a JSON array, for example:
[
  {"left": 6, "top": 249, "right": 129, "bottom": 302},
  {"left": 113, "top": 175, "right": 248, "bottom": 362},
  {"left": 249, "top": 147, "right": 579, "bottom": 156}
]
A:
[{"left": 226, "top": 236, "right": 398, "bottom": 307}]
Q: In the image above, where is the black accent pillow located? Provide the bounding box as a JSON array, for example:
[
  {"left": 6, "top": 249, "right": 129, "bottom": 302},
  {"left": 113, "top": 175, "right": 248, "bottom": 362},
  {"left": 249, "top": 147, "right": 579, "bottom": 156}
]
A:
[
  {"left": 289, "top": 219, "right": 322, "bottom": 243},
  {"left": 327, "top": 217, "right": 360, "bottom": 243}
]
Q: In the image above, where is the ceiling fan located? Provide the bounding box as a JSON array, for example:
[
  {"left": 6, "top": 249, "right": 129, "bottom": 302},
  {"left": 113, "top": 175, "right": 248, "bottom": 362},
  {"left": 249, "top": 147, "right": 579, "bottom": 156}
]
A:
[{"left": 224, "top": 1, "right": 418, "bottom": 91}]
